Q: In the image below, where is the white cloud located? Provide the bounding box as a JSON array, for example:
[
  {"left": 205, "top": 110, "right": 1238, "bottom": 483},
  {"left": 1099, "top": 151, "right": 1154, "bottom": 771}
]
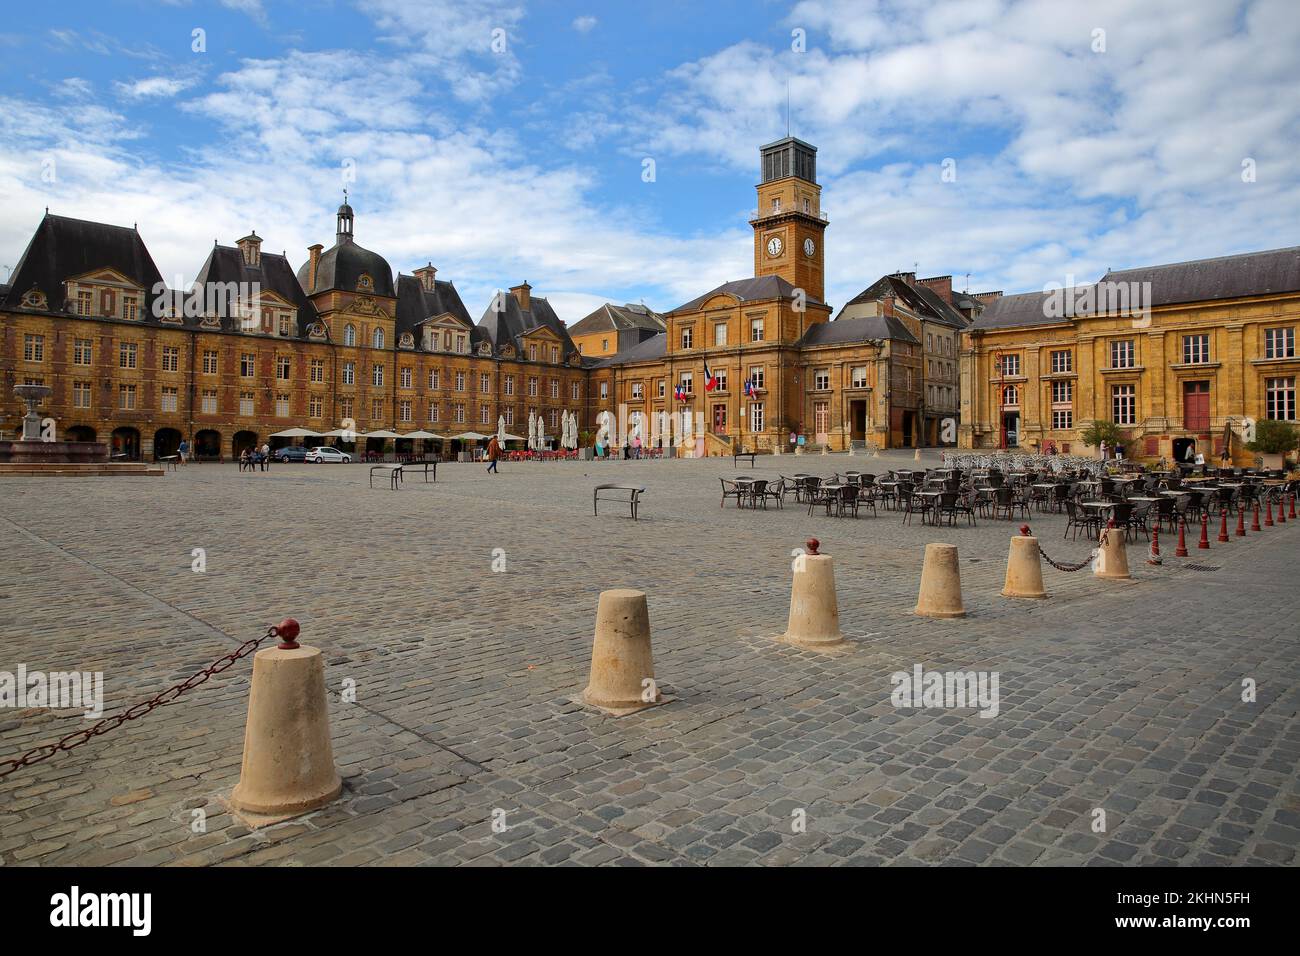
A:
[
  {"left": 220, "top": 0, "right": 268, "bottom": 25},
  {"left": 115, "top": 76, "right": 197, "bottom": 100},
  {"left": 572, "top": 16, "right": 598, "bottom": 34}
]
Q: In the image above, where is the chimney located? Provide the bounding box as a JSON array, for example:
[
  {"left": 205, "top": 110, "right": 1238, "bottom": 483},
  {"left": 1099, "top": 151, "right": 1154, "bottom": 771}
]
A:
[
  {"left": 236, "top": 231, "right": 262, "bottom": 267},
  {"left": 414, "top": 262, "right": 438, "bottom": 292},
  {"left": 972, "top": 290, "right": 1003, "bottom": 302},
  {"left": 892, "top": 271, "right": 916, "bottom": 285},
  {"left": 917, "top": 275, "right": 953, "bottom": 304},
  {"left": 307, "top": 244, "right": 323, "bottom": 292},
  {"left": 510, "top": 281, "right": 532, "bottom": 311}
]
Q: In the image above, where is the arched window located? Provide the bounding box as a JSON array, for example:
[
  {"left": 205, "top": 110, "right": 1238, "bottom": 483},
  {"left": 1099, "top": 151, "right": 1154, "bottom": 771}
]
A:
[
  {"left": 343, "top": 324, "right": 356, "bottom": 346},
  {"left": 1002, "top": 385, "right": 1019, "bottom": 407},
  {"left": 372, "top": 328, "right": 385, "bottom": 349}
]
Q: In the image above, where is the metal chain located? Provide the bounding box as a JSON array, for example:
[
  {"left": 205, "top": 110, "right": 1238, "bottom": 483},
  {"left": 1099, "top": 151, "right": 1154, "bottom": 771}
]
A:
[
  {"left": 1035, "top": 530, "right": 1104, "bottom": 573},
  {"left": 0, "top": 625, "right": 279, "bottom": 780}
]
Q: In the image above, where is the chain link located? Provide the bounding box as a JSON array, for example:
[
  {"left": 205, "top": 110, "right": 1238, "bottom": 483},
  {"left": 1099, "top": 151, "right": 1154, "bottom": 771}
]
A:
[
  {"left": 1035, "top": 530, "right": 1104, "bottom": 573},
  {"left": 0, "top": 625, "right": 279, "bottom": 780}
]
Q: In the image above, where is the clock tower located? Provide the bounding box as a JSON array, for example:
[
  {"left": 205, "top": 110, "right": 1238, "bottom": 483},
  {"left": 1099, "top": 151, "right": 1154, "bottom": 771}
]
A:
[{"left": 750, "top": 136, "right": 827, "bottom": 302}]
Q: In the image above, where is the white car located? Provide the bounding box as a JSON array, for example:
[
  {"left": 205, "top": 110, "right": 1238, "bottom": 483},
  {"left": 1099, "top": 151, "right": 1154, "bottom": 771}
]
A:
[{"left": 305, "top": 446, "right": 352, "bottom": 463}]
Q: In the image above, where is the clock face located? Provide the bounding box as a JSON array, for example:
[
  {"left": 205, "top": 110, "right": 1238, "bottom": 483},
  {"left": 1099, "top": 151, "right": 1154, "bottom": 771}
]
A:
[
  {"left": 804, "top": 238, "right": 815, "bottom": 257},
  {"left": 766, "top": 235, "right": 783, "bottom": 257}
]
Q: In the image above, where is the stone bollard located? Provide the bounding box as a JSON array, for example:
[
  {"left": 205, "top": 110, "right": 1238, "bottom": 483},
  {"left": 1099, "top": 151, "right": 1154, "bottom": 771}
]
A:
[
  {"left": 583, "top": 589, "right": 662, "bottom": 714},
  {"left": 913, "top": 447, "right": 921, "bottom": 462},
  {"left": 915, "top": 543, "right": 966, "bottom": 618},
  {"left": 782, "top": 539, "right": 847, "bottom": 649},
  {"left": 1093, "top": 521, "right": 1132, "bottom": 580},
  {"left": 230, "top": 619, "right": 342, "bottom": 824},
  {"left": 1002, "top": 527, "right": 1047, "bottom": 598},
  {"left": 773, "top": 441, "right": 782, "bottom": 456}
]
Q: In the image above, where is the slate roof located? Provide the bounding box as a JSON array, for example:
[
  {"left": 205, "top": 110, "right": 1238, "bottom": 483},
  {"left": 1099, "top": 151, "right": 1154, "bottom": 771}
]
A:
[
  {"left": 394, "top": 274, "right": 474, "bottom": 345},
  {"left": 295, "top": 235, "right": 395, "bottom": 299},
  {"left": 799, "top": 314, "right": 919, "bottom": 347},
  {"left": 593, "top": 332, "right": 667, "bottom": 367},
  {"left": 669, "top": 275, "right": 825, "bottom": 314},
  {"left": 847, "top": 275, "right": 968, "bottom": 329},
  {"left": 194, "top": 243, "right": 318, "bottom": 336},
  {"left": 971, "top": 246, "right": 1300, "bottom": 331},
  {"left": 568, "top": 302, "right": 666, "bottom": 337},
  {"left": 2, "top": 213, "right": 165, "bottom": 315},
  {"left": 476, "top": 290, "right": 578, "bottom": 358}
]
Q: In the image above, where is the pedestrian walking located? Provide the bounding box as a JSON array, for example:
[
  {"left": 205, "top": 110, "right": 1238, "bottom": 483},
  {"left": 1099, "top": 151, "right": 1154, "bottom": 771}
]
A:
[
  {"left": 178, "top": 438, "right": 188, "bottom": 465},
  {"left": 486, "top": 435, "right": 501, "bottom": 474}
]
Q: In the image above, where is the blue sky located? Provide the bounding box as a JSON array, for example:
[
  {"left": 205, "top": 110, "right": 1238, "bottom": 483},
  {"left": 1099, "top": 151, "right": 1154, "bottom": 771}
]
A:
[{"left": 1, "top": 0, "right": 1298, "bottom": 321}]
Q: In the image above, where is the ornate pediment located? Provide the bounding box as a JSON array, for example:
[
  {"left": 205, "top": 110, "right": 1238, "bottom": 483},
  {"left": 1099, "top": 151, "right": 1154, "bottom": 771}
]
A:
[
  {"left": 20, "top": 286, "right": 47, "bottom": 310},
  {"left": 399, "top": 332, "right": 415, "bottom": 349},
  {"left": 477, "top": 340, "right": 492, "bottom": 357},
  {"left": 309, "top": 321, "right": 328, "bottom": 340},
  {"left": 351, "top": 296, "right": 386, "bottom": 317},
  {"left": 499, "top": 343, "right": 516, "bottom": 359}
]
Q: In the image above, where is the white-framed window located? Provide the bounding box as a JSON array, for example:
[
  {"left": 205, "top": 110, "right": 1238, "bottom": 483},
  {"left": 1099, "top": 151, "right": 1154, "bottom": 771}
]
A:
[
  {"left": 203, "top": 350, "right": 218, "bottom": 374},
  {"left": 504, "top": 375, "right": 514, "bottom": 396},
  {"left": 240, "top": 352, "right": 255, "bottom": 377},
  {"left": 1112, "top": 384, "right": 1136, "bottom": 425},
  {"left": 680, "top": 372, "right": 693, "bottom": 393},
  {"left": 1266, "top": 376, "right": 1296, "bottom": 420},
  {"left": 344, "top": 324, "right": 356, "bottom": 346},
  {"left": 998, "top": 353, "right": 1021, "bottom": 376},
  {"left": 401, "top": 366, "right": 412, "bottom": 388},
  {"left": 201, "top": 389, "right": 217, "bottom": 414},
  {"left": 310, "top": 394, "right": 324, "bottom": 418},
  {"left": 454, "top": 403, "right": 466, "bottom": 423},
  {"left": 1050, "top": 350, "right": 1072, "bottom": 373},
  {"left": 399, "top": 400, "right": 412, "bottom": 423},
  {"left": 631, "top": 382, "right": 644, "bottom": 400},
  {"left": 123, "top": 296, "right": 138, "bottom": 321},
  {"left": 1051, "top": 380, "right": 1072, "bottom": 404},
  {"left": 76, "top": 290, "right": 93, "bottom": 315},
  {"left": 372, "top": 328, "right": 385, "bottom": 349},
  {"left": 551, "top": 346, "right": 559, "bottom": 363},
  {"left": 750, "top": 402, "right": 765, "bottom": 432},
  {"left": 1183, "top": 334, "right": 1210, "bottom": 364},
  {"left": 119, "top": 384, "right": 137, "bottom": 410},
  {"left": 1052, "top": 409, "right": 1073, "bottom": 429},
  {"left": 528, "top": 376, "right": 538, "bottom": 397},
  {"left": 1002, "top": 384, "right": 1019, "bottom": 407},
  {"left": 503, "top": 406, "right": 512, "bottom": 425},
  {"left": 276, "top": 356, "right": 291, "bottom": 380},
  {"left": 457, "top": 335, "right": 466, "bottom": 354},
  {"left": 160, "top": 386, "right": 178, "bottom": 412},
  {"left": 715, "top": 369, "right": 728, "bottom": 392},
  {"left": 430, "top": 369, "right": 440, "bottom": 389},
  {"left": 851, "top": 366, "right": 867, "bottom": 388},
  {"left": 73, "top": 381, "right": 91, "bottom": 408},
  {"left": 311, "top": 358, "right": 325, "bottom": 383},
  {"left": 23, "top": 334, "right": 44, "bottom": 362},
  {"left": 119, "top": 342, "right": 137, "bottom": 369},
  {"left": 680, "top": 326, "right": 693, "bottom": 350},
  {"left": 1110, "top": 340, "right": 1135, "bottom": 369},
  {"left": 1264, "top": 327, "right": 1295, "bottom": 359},
  {"left": 276, "top": 393, "right": 290, "bottom": 418},
  {"left": 373, "top": 364, "right": 384, "bottom": 387},
  {"left": 279, "top": 314, "right": 292, "bottom": 337},
  {"left": 714, "top": 323, "right": 727, "bottom": 346},
  {"left": 339, "top": 398, "right": 353, "bottom": 420},
  {"left": 74, "top": 338, "right": 93, "bottom": 366},
  {"left": 749, "top": 366, "right": 765, "bottom": 390},
  {"left": 240, "top": 392, "right": 255, "bottom": 416},
  {"left": 750, "top": 319, "right": 764, "bottom": 342},
  {"left": 479, "top": 404, "right": 490, "bottom": 425},
  {"left": 371, "top": 398, "right": 384, "bottom": 420},
  {"left": 814, "top": 369, "right": 830, "bottom": 390},
  {"left": 571, "top": 381, "right": 581, "bottom": 400},
  {"left": 343, "top": 362, "right": 355, "bottom": 385},
  {"left": 429, "top": 403, "right": 440, "bottom": 423},
  {"left": 600, "top": 382, "right": 609, "bottom": 400},
  {"left": 550, "top": 379, "right": 559, "bottom": 399},
  {"left": 481, "top": 373, "right": 491, "bottom": 394}
]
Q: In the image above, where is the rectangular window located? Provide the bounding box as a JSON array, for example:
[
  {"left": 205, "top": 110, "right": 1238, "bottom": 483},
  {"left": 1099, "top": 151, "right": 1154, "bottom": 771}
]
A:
[
  {"left": 77, "top": 290, "right": 93, "bottom": 316},
  {"left": 1111, "top": 340, "right": 1135, "bottom": 369},
  {"left": 680, "top": 327, "right": 693, "bottom": 350},
  {"left": 1266, "top": 376, "right": 1296, "bottom": 421},
  {"left": 123, "top": 296, "right": 138, "bottom": 321},
  {"left": 528, "top": 376, "right": 538, "bottom": 397},
  {"left": 714, "top": 323, "right": 727, "bottom": 347},
  {"left": 429, "top": 403, "right": 439, "bottom": 423},
  {"left": 201, "top": 389, "right": 218, "bottom": 415},
  {"left": 372, "top": 398, "right": 384, "bottom": 420},
  {"left": 600, "top": 382, "right": 609, "bottom": 400},
  {"left": 23, "top": 334, "right": 44, "bottom": 362},
  {"left": 160, "top": 386, "right": 178, "bottom": 413},
  {"left": 571, "top": 381, "right": 581, "bottom": 400},
  {"left": 749, "top": 366, "right": 765, "bottom": 390},
  {"left": 119, "top": 342, "right": 137, "bottom": 369},
  {"left": 1183, "top": 334, "right": 1210, "bottom": 364},
  {"left": 551, "top": 346, "right": 559, "bottom": 364},
  {"left": 750, "top": 319, "right": 764, "bottom": 342},
  {"left": 481, "top": 373, "right": 491, "bottom": 394},
  {"left": 202, "top": 350, "right": 218, "bottom": 375},
  {"left": 456, "top": 371, "right": 466, "bottom": 392},
  {"left": 750, "top": 401, "right": 765, "bottom": 432},
  {"left": 480, "top": 404, "right": 490, "bottom": 424},
  {"left": 502, "top": 407, "right": 512, "bottom": 425},
  {"left": 851, "top": 366, "right": 867, "bottom": 388},
  {"left": 342, "top": 362, "right": 355, "bottom": 385},
  {"left": 240, "top": 392, "right": 255, "bottom": 416},
  {"left": 715, "top": 369, "right": 728, "bottom": 392},
  {"left": 73, "top": 381, "right": 92, "bottom": 408},
  {"left": 1052, "top": 409, "right": 1073, "bottom": 429},
  {"left": 372, "top": 364, "right": 385, "bottom": 387},
  {"left": 1264, "top": 327, "right": 1295, "bottom": 360},
  {"left": 74, "top": 338, "right": 93, "bottom": 365},
  {"left": 631, "top": 382, "right": 644, "bottom": 400},
  {"left": 455, "top": 403, "right": 465, "bottom": 423},
  {"left": 814, "top": 369, "right": 830, "bottom": 390},
  {"left": 504, "top": 375, "right": 514, "bottom": 396},
  {"left": 399, "top": 400, "right": 412, "bottom": 423},
  {"left": 657, "top": 379, "right": 666, "bottom": 398},
  {"left": 1051, "top": 380, "right": 1072, "bottom": 404},
  {"left": 430, "top": 369, "right": 440, "bottom": 390},
  {"left": 998, "top": 353, "right": 1021, "bottom": 376},
  {"left": 680, "top": 372, "right": 693, "bottom": 393},
  {"left": 311, "top": 359, "right": 325, "bottom": 383},
  {"left": 310, "top": 394, "right": 324, "bottom": 418},
  {"left": 456, "top": 335, "right": 466, "bottom": 354},
  {"left": 279, "top": 314, "right": 292, "bottom": 337},
  {"left": 1050, "top": 350, "right": 1073, "bottom": 374},
  {"left": 339, "top": 398, "right": 353, "bottom": 420},
  {"left": 118, "top": 384, "right": 137, "bottom": 410},
  {"left": 240, "top": 352, "right": 255, "bottom": 377},
  {"left": 275, "top": 394, "right": 290, "bottom": 418},
  {"left": 276, "top": 356, "right": 291, "bottom": 380},
  {"left": 400, "top": 366, "right": 412, "bottom": 388},
  {"left": 1112, "top": 384, "right": 1136, "bottom": 425}
]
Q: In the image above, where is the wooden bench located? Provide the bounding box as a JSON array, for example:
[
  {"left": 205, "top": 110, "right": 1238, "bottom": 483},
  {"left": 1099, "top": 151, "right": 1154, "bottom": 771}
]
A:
[
  {"left": 733, "top": 451, "right": 757, "bottom": 468},
  {"left": 594, "top": 483, "right": 646, "bottom": 521},
  {"left": 370, "top": 464, "right": 403, "bottom": 489}
]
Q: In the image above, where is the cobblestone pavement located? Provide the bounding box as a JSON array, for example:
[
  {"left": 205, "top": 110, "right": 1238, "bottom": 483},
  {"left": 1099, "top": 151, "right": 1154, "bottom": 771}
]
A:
[{"left": 1, "top": 450, "right": 1297, "bottom": 867}]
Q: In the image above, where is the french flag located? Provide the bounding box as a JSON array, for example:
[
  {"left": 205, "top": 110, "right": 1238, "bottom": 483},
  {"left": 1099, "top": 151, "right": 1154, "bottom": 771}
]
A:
[
  {"left": 703, "top": 360, "right": 717, "bottom": 392},
  {"left": 743, "top": 380, "right": 754, "bottom": 397}
]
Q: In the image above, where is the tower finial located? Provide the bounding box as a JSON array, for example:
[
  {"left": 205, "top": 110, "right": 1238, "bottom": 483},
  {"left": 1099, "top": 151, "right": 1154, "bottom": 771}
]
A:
[{"left": 786, "top": 78, "right": 791, "bottom": 137}]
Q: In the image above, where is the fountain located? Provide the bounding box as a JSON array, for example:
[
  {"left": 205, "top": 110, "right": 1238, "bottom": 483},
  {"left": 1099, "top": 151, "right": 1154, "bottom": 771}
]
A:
[{"left": 0, "top": 384, "right": 109, "bottom": 465}]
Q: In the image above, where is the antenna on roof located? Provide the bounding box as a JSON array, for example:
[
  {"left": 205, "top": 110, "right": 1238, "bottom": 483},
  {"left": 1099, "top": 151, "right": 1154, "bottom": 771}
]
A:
[
  {"left": 343, "top": 186, "right": 348, "bottom": 204},
  {"left": 786, "top": 79, "right": 791, "bottom": 137}
]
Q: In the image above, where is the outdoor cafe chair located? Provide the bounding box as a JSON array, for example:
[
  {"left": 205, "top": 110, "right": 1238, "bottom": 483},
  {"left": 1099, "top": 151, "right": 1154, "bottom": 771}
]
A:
[
  {"left": 898, "top": 485, "right": 922, "bottom": 525},
  {"left": 1127, "top": 501, "right": 1152, "bottom": 541},
  {"left": 720, "top": 478, "right": 744, "bottom": 508},
  {"left": 807, "top": 481, "right": 836, "bottom": 517},
  {"left": 836, "top": 484, "right": 860, "bottom": 518},
  {"left": 761, "top": 479, "right": 784, "bottom": 510},
  {"left": 1063, "top": 500, "right": 1100, "bottom": 540},
  {"left": 748, "top": 479, "right": 770, "bottom": 510}
]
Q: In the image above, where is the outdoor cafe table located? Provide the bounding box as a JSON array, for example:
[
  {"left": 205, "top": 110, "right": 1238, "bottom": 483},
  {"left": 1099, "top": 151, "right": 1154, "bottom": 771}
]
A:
[
  {"left": 915, "top": 489, "right": 943, "bottom": 524},
  {"left": 733, "top": 475, "right": 759, "bottom": 507}
]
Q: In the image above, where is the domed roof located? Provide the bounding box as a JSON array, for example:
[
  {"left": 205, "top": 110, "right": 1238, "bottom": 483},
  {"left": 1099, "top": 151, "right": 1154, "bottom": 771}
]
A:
[
  {"left": 337, "top": 201, "right": 354, "bottom": 218},
  {"left": 297, "top": 240, "right": 395, "bottom": 298}
]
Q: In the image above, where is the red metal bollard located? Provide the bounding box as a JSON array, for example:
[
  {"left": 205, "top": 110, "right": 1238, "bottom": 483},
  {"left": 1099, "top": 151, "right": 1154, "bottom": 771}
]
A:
[
  {"left": 1251, "top": 503, "right": 1262, "bottom": 532},
  {"left": 1277, "top": 497, "right": 1286, "bottom": 524},
  {"left": 1290, "top": 494, "right": 1296, "bottom": 520},
  {"left": 1265, "top": 499, "right": 1274, "bottom": 527},
  {"left": 274, "top": 617, "right": 302, "bottom": 650},
  {"left": 1218, "top": 509, "right": 1230, "bottom": 542},
  {"left": 1147, "top": 526, "right": 1161, "bottom": 565},
  {"left": 1236, "top": 507, "right": 1246, "bottom": 537},
  {"left": 1175, "top": 519, "right": 1189, "bottom": 557},
  {"left": 806, "top": 537, "right": 820, "bottom": 556},
  {"left": 1198, "top": 513, "right": 1210, "bottom": 549}
]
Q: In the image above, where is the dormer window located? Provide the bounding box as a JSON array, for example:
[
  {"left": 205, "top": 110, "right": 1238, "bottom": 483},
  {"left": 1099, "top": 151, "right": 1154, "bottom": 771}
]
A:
[
  {"left": 76, "top": 290, "right": 93, "bottom": 316},
  {"left": 456, "top": 335, "right": 466, "bottom": 354},
  {"left": 278, "top": 314, "right": 292, "bottom": 337},
  {"left": 21, "top": 287, "right": 47, "bottom": 310},
  {"left": 123, "top": 296, "right": 138, "bottom": 321},
  {"left": 358, "top": 274, "right": 373, "bottom": 292},
  {"left": 237, "top": 232, "right": 262, "bottom": 267},
  {"left": 399, "top": 332, "right": 414, "bottom": 349},
  {"left": 529, "top": 344, "right": 538, "bottom": 361}
]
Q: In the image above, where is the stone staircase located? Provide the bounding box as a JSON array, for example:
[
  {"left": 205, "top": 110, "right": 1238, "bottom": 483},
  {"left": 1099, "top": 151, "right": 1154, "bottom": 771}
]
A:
[
  {"left": 704, "top": 432, "right": 734, "bottom": 457},
  {"left": 0, "top": 462, "right": 165, "bottom": 477}
]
